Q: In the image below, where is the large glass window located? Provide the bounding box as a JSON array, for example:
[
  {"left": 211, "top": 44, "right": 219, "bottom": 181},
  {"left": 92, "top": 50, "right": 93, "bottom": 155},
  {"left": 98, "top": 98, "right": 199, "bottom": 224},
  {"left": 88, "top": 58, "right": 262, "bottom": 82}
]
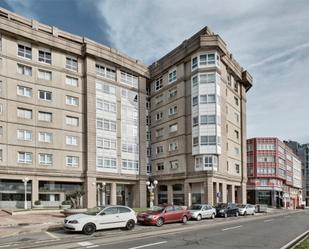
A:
[
  {"left": 38, "top": 48, "right": 51, "bottom": 64},
  {"left": 18, "top": 43, "right": 32, "bottom": 59}
]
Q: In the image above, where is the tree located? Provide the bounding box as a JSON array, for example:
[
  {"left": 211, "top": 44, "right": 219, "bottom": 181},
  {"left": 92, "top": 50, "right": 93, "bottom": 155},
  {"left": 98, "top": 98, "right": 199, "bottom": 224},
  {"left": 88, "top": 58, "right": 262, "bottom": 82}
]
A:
[{"left": 65, "top": 189, "right": 85, "bottom": 209}]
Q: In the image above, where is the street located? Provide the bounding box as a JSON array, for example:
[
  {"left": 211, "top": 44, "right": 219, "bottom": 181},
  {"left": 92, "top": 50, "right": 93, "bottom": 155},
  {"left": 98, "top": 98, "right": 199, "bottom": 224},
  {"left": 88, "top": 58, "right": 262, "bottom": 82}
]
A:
[{"left": 0, "top": 210, "right": 308, "bottom": 249}]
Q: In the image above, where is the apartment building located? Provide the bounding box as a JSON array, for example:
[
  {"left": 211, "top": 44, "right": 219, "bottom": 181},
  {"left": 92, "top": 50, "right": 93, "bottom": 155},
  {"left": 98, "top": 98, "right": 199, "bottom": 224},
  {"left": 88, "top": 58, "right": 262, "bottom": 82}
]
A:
[
  {"left": 0, "top": 7, "right": 252, "bottom": 209},
  {"left": 149, "top": 30, "right": 252, "bottom": 207},
  {"left": 247, "top": 138, "right": 302, "bottom": 208},
  {"left": 285, "top": 140, "right": 309, "bottom": 206}
]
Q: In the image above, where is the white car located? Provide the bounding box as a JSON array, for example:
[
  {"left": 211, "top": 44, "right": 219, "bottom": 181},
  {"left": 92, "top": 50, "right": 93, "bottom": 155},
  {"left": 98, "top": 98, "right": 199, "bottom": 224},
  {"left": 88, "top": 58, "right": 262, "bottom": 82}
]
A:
[
  {"left": 189, "top": 204, "right": 216, "bottom": 220},
  {"left": 237, "top": 204, "right": 256, "bottom": 216},
  {"left": 64, "top": 205, "right": 137, "bottom": 235}
]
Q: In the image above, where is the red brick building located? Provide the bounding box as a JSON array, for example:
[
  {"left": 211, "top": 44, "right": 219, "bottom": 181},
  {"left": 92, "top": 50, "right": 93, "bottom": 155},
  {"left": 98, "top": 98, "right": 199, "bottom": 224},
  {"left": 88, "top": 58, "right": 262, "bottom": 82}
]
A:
[{"left": 247, "top": 138, "right": 302, "bottom": 208}]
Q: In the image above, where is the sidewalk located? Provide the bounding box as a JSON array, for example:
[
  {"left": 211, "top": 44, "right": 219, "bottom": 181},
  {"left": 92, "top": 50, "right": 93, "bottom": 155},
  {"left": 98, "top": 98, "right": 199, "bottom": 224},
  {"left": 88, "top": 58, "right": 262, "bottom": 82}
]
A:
[{"left": 0, "top": 211, "right": 64, "bottom": 238}]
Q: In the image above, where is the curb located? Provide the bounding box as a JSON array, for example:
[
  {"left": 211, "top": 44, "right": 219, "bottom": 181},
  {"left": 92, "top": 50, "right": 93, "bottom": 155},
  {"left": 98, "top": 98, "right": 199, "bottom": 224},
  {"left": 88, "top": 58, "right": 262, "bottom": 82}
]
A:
[{"left": 280, "top": 230, "right": 309, "bottom": 249}]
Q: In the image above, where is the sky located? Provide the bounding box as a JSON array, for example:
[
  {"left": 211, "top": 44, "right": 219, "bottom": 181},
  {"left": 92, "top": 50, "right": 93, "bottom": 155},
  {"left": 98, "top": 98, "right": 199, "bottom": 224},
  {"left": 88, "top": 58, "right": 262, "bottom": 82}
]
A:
[{"left": 1, "top": 0, "right": 308, "bottom": 144}]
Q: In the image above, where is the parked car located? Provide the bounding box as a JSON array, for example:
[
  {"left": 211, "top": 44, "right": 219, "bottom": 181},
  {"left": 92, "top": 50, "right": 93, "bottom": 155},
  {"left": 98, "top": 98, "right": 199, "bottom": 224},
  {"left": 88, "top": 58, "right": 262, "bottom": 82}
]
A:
[
  {"left": 64, "top": 205, "right": 137, "bottom": 235},
  {"left": 215, "top": 203, "right": 239, "bottom": 218},
  {"left": 189, "top": 204, "right": 216, "bottom": 221},
  {"left": 137, "top": 205, "right": 191, "bottom": 227},
  {"left": 237, "top": 204, "right": 256, "bottom": 216}
]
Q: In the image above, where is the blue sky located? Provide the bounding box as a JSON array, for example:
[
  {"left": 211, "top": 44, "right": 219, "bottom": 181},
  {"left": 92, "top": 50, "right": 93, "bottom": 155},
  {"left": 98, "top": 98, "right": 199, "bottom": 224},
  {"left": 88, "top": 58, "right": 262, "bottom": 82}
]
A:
[{"left": 1, "top": 0, "right": 309, "bottom": 144}]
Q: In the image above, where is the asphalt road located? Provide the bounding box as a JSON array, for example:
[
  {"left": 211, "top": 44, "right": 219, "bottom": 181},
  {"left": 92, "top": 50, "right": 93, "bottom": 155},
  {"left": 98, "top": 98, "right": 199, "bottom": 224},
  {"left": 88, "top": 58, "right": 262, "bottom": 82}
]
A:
[{"left": 1, "top": 210, "right": 309, "bottom": 249}]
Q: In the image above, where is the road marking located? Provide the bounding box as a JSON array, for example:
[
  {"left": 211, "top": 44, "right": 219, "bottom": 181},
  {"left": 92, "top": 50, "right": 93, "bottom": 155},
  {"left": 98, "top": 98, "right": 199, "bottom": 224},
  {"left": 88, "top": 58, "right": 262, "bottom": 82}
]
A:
[
  {"left": 45, "top": 231, "right": 60, "bottom": 240},
  {"left": 86, "top": 246, "right": 99, "bottom": 248},
  {"left": 280, "top": 229, "right": 309, "bottom": 249},
  {"left": 127, "top": 241, "right": 167, "bottom": 249},
  {"left": 0, "top": 245, "right": 10, "bottom": 248},
  {"left": 264, "top": 219, "right": 274, "bottom": 223},
  {"left": 221, "top": 225, "right": 242, "bottom": 231},
  {"left": 78, "top": 241, "right": 94, "bottom": 247}
]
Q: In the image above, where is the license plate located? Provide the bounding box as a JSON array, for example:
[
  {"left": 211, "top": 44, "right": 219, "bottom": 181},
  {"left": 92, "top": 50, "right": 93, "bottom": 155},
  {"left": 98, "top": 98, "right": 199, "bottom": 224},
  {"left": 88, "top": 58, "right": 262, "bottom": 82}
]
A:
[{"left": 138, "top": 218, "right": 144, "bottom": 221}]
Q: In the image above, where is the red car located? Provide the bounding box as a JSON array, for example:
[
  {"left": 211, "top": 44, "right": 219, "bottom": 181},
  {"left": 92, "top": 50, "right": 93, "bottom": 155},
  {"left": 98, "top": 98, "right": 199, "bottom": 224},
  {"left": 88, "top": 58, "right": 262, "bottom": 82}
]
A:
[{"left": 137, "top": 205, "right": 191, "bottom": 227}]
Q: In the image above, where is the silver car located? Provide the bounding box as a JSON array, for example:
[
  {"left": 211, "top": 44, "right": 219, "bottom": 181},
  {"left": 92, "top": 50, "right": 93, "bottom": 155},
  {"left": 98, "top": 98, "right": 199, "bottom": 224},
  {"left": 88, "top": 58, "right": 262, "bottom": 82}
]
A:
[
  {"left": 237, "top": 204, "right": 256, "bottom": 216},
  {"left": 189, "top": 204, "right": 216, "bottom": 221}
]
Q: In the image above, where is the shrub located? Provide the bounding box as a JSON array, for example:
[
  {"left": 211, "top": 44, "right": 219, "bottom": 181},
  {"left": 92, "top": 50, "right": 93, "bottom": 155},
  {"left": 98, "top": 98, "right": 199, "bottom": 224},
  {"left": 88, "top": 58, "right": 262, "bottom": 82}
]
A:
[
  {"left": 34, "top": 200, "right": 41, "bottom": 205},
  {"left": 62, "top": 200, "right": 71, "bottom": 205}
]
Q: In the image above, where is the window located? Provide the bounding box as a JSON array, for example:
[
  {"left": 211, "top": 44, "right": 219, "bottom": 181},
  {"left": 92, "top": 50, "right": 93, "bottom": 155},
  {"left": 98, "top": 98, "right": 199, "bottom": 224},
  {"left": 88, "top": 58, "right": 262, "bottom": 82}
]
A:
[
  {"left": 17, "top": 152, "right": 33, "bottom": 164},
  {"left": 157, "top": 162, "right": 164, "bottom": 171},
  {"left": 66, "top": 156, "right": 79, "bottom": 167},
  {"left": 17, "top": 129, "right": 32, "bottom": 141},
  {"left": 17, "top": 108, "right": 32, "bottom": 119},
  {"left": 169, "top": 88, "right": 177, "bottom": 98},
  {"left": 200, "top": 115, "right": 216, "bottom": 125},
  {"left": 193, "top": 116, "right": 199, "bottom": 126},
  {"left": 0, "top": 149, "right": 2, "bottom": 161},
  {"left": 156, "top": 112, "right": 163, "bottom": 121},
  {"left": 18, "top": 43, "right": 32, "bottom": 59},
  {"left": 96, "top": 99, "right": 116, "bottom": 113},
  {"left": 235, "top": 147, "right": 240, "bottom": 155},
  {"left": 169, "top": 124, "right": 178, "bottom": 133},
  {"left": 257, "top": 156, "right": 275, "bottom": 163},
  {"left": 200, "top": 136, "right": 217, "bottom": 145},
  {"left": 147, "top": 164, "right": 152, "bottom": 174},
  {"left": 169, "top": 106, "right": 177, "bottom": 116},
  {"left": 234, "top": 96, "right": 239, "bottom": 106},
  {"left": 97, "top": 137, "right": 116, "bottom": 150},
  {"left": 235, "top": 164, "right": 240, "bottom": 174},
  {"left": 195, "top": 155, "right": 218, "bottom": 169},
  {"left": 0, "top": 126, "right": 3, "bottom": 136},
  {"left": 146, "top": 131, "right": 151, "bottom": 141},
  {"left": 156, "top": 146, "right": 164, "bottom": 154},
  {"left": 38, "top": 69, "right": 52, "bottom": 80},
  {"left": 234, "top": 130, "right": 239, "bottom": 139},
  {"left": 192, "top": 57, "right": 198, "bottom": 69},
  {"left": 38, "top": 111, "right": 52, "bottom": 122},
  {"left": 155, "top": 94, "right": 164, "bottom": 104},
  {"left": 155, "top": 78, "right": 163, "bottom": 91},
  {"left": 66, "top": 136, "right": 78, "bottom": 146},
  {"left": 146, "top": 115, "right": 151, "bottom": 126},
  {"left": 193, "top": 137, "right": 199, "bottom": 146},
  {"left": 66, "top": 76, "right": 78, "bottom": 87},
  {"left": 96, "top": 118, "right": 116, "bottom": 132},
  {"left": 199, "top": 53, "right": 215, "bottom": 66},
  {"left": 96, "top": 156, "right": 117, "bottom": 169},
  {"left": 96, "top": 81, "right": 116, "bottom": 95},
  {"left": 66, "top": 96, "right": 79, "bottom": 106},
  {"left": 200, "top": 73, "right": 216, "bottom": 84},
  {"left": 66, "top": 116, "right": 79, "bottom": 126},
  {"left": 38, "top": 90, "right": 52, "bottom": 101},
  {"left": 122, "top": 142, "right": 138, "bottom": 153},
  {"left": 169, "top": 142, "right": 178, "bottom": 151},
  {"left": 38, "top": 132, "right": 52, "bottom": 143},
  {"left": 122, "top": 159, "right": 139, "bottom": 171},
  {"left": 200, "top": 94, "right": 216, "bottom": 104},
  {"left": 168, "top": 69, "right": 177, "bottom": 83},
  {"left": 17, "top": 85, "right": 32, "bottom": 97},
  {"left": 192, "top": 75, "right": 198, "bottom": 86},
  {"left": 38, "top": 48, "right": 51, "bottom": 64},
  {"left": 256, "top": 144, "right": 275, "bottom": 150},
  {"left": 39, "top": 154, "right": 52, "bottom": 165},
  {"left": 17, "top": 64, "right": 32, "bottom": 76},
  {"left": 146, "top": 101, "right": 151, "bottom": 109},
  {"left": 170, "top": 160, "right": 179, "bottom": 170},
  {"left": 66, "top": 56, "right": 78, "bottom": 71},
  {"left": 156, "top": 128, "right": 164, "bottom": 137},
  {"left": 96, "top": 64, "right": 116, "bottom": 80},
  {"left": 120, "top": 71, "right": 138, "bottom": 88},
  {"left": 192, "top": 96, "right": 198, "bottom": 106},
  {"left": 147, "top": 148, "right": 152, "bottom": 157},
  {"left": 234, "top": 112, "right": 239, "bottom": 123}
]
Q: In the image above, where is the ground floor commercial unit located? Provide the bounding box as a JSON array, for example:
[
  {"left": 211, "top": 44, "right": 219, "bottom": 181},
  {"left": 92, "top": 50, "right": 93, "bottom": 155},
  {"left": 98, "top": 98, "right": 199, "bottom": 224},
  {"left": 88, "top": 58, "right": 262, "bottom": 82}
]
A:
[{"left": 247, "top": 187, "right": 302, "bottom": 209}]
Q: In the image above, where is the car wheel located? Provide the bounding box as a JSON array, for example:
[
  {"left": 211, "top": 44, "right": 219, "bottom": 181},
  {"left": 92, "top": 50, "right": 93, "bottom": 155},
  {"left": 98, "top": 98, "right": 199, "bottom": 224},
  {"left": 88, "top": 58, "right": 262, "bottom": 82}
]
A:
[
  {"left": 125, "top": 219, "right": 135, "bottom": 230},
  {"left": 235, "top": 212, "right": 239, "bottom": 217},
  {"left": 252, "top": 212, "right": 255, "bottom": 215},
  {"left": 82, "top": 223, "right": 96, "bottom": 235},
  {"left": 211, "top": 213, "right": 215, "bottom": 219},
  {"left": 224, "top": 213, "right": 228, "bottom": 218},
  {"left": 244, "top": 211, "right": 247, "bottom": 216},
  {"left": 156, "top": 218, "right": 164, "bottom": 227},
  {"left": 182, "top": 216, "right": 188, "bottom": 224},
  {"left": 196, "top": 214, "right": 202, "bottom": 221}
]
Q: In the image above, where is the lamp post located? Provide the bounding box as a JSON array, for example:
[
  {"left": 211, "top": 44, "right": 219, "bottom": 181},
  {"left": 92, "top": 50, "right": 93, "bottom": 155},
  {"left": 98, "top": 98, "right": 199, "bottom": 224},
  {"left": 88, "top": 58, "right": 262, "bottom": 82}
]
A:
[
  {"left": 92, "top": 182, "right": 106, "bottom": 207},
  {"left": 22, "top": 177, "right": 29, "bottom": 210},
  {"left": 146, "top": 177, "right": 158, "bottom": 208}
]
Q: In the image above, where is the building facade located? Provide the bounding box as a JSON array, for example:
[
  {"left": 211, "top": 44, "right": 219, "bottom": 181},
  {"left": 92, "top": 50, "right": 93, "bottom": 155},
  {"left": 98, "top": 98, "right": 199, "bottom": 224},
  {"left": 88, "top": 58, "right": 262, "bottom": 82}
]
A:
[
  {"left": 247, "top": 138, "right": 302, "bottom": 208},
  {"left": 0, "top": 7, "right": 252, "bottom": 209},
  {"left": 285, "top": 140, "right": 309, "bottom": 206}
]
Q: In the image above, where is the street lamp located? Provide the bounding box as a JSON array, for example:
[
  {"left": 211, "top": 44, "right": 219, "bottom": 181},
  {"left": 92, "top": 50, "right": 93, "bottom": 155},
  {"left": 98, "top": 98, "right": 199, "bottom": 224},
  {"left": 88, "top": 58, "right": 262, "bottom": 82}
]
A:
[
  {"left": 92, "top": 182, "right": 106, "bottom": 207},
  {"left": 22, "top": 177, "right": 29, "bottom": 210},
  {"left": 146, "top": 177, "right": 158, "bottom": 208}
]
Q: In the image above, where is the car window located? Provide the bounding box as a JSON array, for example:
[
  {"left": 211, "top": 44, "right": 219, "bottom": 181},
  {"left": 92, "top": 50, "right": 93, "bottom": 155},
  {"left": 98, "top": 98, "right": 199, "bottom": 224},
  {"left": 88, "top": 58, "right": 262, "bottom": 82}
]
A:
[
  {"left": 101, "top": 207, "right": 119, "bottom": 215},
  {"left": 165, "top": 206, "right": 174, "bottom": 212},
  {"left": 118, "top": 207, "right": 131, "bottom": 213},
  {"left": 174, "top": 206, "right": 183, "bottom": 211}
]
